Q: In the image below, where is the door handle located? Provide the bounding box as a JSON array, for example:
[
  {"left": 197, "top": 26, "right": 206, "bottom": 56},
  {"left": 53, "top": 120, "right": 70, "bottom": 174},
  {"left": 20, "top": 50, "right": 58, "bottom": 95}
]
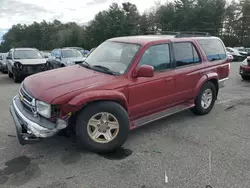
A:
[{"left": 165, "top": 77, "right": 173, "bottom": 83}]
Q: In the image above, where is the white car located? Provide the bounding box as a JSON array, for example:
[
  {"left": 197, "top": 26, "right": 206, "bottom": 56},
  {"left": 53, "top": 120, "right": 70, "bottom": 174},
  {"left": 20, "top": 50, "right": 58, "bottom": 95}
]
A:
[
  {"left": 227, "top": 52, "right": 234, "bottom": 61},
  {"left": 6, "top": 48, "right": 49, "bottom": 82},
  {"left": 226, "top": 47, "right": 246, "bottom": 61}
]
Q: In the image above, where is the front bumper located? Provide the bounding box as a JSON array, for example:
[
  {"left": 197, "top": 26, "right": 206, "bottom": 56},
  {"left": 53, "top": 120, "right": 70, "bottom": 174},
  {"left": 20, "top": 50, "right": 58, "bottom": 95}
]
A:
[
  {"left": 239, "top": 65, "right": 250, "bottom": 76},
  {"left": 10, "top": 95, "right": 59, "bottom": 145},
  {"left": 13, "top": 64, "right": 48, "bottom": 77}
]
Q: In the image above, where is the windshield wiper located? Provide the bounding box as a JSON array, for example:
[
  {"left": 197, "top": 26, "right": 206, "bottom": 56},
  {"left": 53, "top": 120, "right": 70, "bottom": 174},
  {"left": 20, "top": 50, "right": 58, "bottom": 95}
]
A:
[
  {"left": 79, "top": 60, "right": 91, "bottom": 68},
  {"left": 92, "top": 65, "right": 119, "bottom": 76}
]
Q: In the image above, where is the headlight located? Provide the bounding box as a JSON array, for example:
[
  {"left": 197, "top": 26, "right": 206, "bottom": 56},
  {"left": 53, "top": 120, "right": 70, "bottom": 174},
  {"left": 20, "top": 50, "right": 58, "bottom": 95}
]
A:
[
  {"left": 14, "top": 61, "right": 22, "bottom": 68},
  {"left": 66, "top": 61, "right": 75, "bottom": 65},
  {"left": 242, "top": 59, "right": 248, "bottom": 66},
  {"left": 36, "top": 100, "right": 51, "bottom": 118}
]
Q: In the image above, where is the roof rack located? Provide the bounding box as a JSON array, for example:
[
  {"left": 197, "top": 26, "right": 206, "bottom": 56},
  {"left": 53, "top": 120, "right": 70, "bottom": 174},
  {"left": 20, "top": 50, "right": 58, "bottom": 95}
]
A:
[{"left": 142, "top": 31, "right": 211, "bottom": 38}]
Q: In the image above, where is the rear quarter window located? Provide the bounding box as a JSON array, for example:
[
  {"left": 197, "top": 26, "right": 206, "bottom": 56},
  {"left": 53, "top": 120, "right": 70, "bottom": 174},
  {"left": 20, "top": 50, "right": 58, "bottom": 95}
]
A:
[{"left": 198, "top": 39, "right": 226, "bottom": 61}]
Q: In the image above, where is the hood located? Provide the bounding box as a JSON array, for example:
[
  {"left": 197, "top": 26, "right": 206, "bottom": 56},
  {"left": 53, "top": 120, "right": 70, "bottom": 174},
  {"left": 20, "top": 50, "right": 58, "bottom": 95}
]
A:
[
  {"left": 23, "top": 65, "right": 117, "bottom": 103},
  {"left": 62, "top": 57, "right": 85, "bottom": 63},
  {"left": 16, "top": 58, "right": 47, "bottom": 65}
]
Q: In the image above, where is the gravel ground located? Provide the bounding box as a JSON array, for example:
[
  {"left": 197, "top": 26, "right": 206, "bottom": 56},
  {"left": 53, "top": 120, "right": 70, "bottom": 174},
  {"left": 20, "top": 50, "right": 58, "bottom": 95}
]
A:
[{"left": 0, "top": 62, "right": 250, "bottom": 188}]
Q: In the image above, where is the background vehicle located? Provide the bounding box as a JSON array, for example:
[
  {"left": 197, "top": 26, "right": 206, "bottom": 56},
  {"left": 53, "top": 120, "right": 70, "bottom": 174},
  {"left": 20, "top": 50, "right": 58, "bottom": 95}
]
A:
[
  {"left": 0, "top": 53, "right": 8, "bottom": 73},
  {"left": 47, "top": 48, "right": 86, "bottom": 69},
  {"left": 10, "top": 33, "right": 230, "bottom": 153},
  {"left": 226, "top": 47, "right": 245, "bottom": 61},
  {"left": 65, "top": 47, "right": 89, "bottom": 56},
  {"left": 227, "top": 52, "right": 234, "bottom": 61},
  {"left": 240, "top": 56, "right": 250, "bottom": 80},
  {"left": 6, "top": 48, "right": 48, "bottom": 82},
  {"left": 40, "top": 51, "right": 51, "bottom": 59}
]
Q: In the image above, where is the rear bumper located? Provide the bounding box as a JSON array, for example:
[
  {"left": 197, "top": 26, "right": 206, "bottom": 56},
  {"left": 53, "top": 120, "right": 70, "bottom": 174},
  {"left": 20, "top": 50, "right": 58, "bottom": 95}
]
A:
[
  {"left": 10, "top": 95, "right": 59, "bottom": 145},
  {"left": 239, "top": 65, "right": 250, "bottom": 76}
]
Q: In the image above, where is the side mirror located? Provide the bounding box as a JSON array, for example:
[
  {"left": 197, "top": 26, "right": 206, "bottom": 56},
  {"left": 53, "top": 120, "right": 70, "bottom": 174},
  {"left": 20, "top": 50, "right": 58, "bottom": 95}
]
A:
[{"left": 133, "top": 65, "right": 154, "bottom": 78}]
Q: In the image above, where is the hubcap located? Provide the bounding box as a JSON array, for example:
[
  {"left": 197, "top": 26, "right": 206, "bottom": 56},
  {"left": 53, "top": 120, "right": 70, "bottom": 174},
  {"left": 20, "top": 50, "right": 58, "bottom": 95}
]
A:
[
  {"left": 201, "top": 89, "right": 213, "bottom": 109},
  {"left": 87, "top": 112, "right": 119, "bottom": 143}
]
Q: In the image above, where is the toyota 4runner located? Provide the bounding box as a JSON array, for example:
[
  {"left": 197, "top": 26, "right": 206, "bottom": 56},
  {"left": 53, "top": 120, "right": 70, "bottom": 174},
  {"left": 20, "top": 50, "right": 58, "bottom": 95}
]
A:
[{"left": 10, "top": 33, "right": 230, "bottom": 153}]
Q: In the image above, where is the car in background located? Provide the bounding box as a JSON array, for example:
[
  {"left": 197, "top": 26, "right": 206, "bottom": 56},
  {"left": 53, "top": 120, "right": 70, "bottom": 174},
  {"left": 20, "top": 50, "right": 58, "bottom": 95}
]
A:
[
  {"left": 10, "top": 33, "right": 230, "bottom": 153},
  {"left": 6, "top": 48, "right": 48, "bottom": 82},
  {"left": 41, "top": 51, "right": 51, "bottom": 59},
  {"left": 227, "top": 52, "right": 234, "bottom": 61},
  {"left": 0, "top": 53, "right": 8, "bottom": 73},
  {"left": 226, "top": 47, "right": 245, "bottom": 61},
  {"left": 238, "top": 48, "right": 250, "bottom": 56},
  {"left": 239, "top": 56, "right": 250, "bottom": 80},
  {"left": 47, "top": 48, "right": 86, "bottom": 69}
]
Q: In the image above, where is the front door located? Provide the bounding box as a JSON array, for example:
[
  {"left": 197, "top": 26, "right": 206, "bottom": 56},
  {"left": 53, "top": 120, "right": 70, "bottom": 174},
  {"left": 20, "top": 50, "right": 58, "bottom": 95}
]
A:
[{"left": 128, "top": 43, "right": 176, "bottom": 120}]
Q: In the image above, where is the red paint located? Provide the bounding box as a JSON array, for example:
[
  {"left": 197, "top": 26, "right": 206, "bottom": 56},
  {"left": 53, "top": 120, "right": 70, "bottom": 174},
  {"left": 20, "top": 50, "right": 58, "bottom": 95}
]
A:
[{"left": 23, "top": 36, "right": 229, "bottom": 129}]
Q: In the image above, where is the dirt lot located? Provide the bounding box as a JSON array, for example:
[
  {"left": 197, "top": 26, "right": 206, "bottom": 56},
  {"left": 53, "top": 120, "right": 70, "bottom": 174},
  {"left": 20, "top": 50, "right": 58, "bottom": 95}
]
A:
[{"left": 1, "top": 62, "right": 250, "bottom": 188}]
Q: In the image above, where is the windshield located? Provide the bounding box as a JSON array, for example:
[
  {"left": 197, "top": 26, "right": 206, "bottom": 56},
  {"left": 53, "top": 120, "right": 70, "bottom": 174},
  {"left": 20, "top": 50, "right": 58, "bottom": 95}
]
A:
[
  {"left": 85, "top": 41, "right": 140, "bottom": 74},
  {"left": 62, "top": 49, "right": 83, "bottom": 58},
  {"left": 14, "top": 50, "right": 44, "bottom": 59}
]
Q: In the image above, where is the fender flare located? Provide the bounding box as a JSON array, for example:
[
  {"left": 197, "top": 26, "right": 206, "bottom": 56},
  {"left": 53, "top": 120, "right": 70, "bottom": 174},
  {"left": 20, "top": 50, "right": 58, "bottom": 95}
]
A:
[
  {"left": 68, "top": 90, "right": 129, "bottom": 112},
  {"left": 194, "top": 72, "right": 219, "bottom": 97}
]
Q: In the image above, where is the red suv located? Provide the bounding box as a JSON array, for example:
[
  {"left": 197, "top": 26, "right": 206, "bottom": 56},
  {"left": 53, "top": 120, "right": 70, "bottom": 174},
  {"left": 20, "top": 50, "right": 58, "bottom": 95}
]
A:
[{"left": 10, "top": 33, "right": 230, "bottom": 153}]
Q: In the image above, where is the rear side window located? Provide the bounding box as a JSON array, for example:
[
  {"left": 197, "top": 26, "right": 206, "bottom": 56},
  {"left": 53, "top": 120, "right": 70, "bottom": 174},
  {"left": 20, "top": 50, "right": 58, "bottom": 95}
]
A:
[
  {"left": 173, "top": 42, "right": 200, "bottom": 67},
  {"left": 198, "top": 39, "right": 226, "bottom": 61}
]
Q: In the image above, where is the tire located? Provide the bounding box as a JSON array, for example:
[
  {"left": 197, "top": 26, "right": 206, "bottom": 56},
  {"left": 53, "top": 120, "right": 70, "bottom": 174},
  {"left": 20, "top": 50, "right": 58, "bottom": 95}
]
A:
[
  {"left": 13, "top": 72, "right": 22, "bottom": 83},
  {"left": 8, "top": 70, "right": 13, "bottom": 78},
  {"left": 75, "top": 101, "right": 130, "bottom": 153},
  {"left": 241, "top": 75, "right": 250, "bottom": 80},
  {"left": 190, "top": 82, "right": 216, "bottom": 115}
]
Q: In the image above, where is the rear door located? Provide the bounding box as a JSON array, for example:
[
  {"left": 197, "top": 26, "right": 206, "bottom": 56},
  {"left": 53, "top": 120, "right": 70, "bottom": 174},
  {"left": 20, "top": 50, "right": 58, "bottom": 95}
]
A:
[
  {"left": 197, "top": 38, "right": 229, "bottom": 80},
  {"left": 129, "top": 43, "right": 176, "bottom": 119},
  {"left": 172, "top": 41, "right": 204, "bottom": 102}
]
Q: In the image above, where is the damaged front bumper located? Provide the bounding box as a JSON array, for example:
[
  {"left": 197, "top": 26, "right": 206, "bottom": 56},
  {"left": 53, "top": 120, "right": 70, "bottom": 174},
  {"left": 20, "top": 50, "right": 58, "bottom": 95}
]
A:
[{"left": 10, "top": 95, "right": 61, "bottom": 145}]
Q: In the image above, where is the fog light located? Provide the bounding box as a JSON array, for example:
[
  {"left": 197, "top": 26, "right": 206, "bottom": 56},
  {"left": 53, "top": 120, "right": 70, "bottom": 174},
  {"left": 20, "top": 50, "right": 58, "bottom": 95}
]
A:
[{"left": 56, "top": 119, "right": 67, "bottom": 130}]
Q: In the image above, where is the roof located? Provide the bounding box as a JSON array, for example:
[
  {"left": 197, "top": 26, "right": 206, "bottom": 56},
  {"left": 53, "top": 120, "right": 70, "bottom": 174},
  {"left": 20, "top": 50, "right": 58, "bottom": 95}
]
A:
[
  {"left": 108, "top": 35, "right": 219, "bottom": 45},
  {"left": 12, "top": 48, "right": 38, "bottom": 51},
  {"left": 108, "top": 35, "right": 175, "bottom": 45}
]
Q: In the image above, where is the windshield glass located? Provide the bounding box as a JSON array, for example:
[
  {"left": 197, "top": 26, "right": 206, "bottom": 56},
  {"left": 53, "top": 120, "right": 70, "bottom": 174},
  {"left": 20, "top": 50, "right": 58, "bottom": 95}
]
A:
[
  {"left": 62, "top": 49, "right": 83, "bottom": 58},
  {"left": 85, "top": 41, "right": 140, "bottom": 74},
  {"left": 14, "top": 50, "right": 44, "bottom": 59}
]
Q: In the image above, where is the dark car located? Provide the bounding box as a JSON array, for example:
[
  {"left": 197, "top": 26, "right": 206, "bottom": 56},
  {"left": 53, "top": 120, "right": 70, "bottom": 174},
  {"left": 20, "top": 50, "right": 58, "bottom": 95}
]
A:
[
  {"left": 10, "top": 33, "right": 230, "bottom": 153},
  {"left": 239, "top": 56, "right": 250, "bottom": 80},
  {"left": 0, "top": 53, "right": 8, "bottom": 73},
  {"left": 47, "top": 48, "right": 86, "bottom": 69}
]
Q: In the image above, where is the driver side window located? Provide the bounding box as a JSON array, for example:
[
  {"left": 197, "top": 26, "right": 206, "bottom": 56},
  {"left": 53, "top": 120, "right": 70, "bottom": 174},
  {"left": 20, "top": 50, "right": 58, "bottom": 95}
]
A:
[{"left": 138, "top": 44, "right": 171, "bottom": 72}]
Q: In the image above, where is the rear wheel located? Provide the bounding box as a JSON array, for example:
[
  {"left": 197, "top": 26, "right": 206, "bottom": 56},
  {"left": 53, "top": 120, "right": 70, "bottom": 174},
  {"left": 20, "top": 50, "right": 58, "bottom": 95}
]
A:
[
  {"left": 190, "top": 82, "right": 216, "bottom": 115},
  {"left": 75, "top": 101, "right": 129, "bottom": 153}
]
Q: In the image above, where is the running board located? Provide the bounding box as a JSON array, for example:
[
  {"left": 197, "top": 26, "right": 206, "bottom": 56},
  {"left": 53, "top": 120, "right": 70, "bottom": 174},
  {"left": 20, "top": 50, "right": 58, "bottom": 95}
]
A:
[{"left": 133, "top": 103, "right": 194, "bottom": 127}]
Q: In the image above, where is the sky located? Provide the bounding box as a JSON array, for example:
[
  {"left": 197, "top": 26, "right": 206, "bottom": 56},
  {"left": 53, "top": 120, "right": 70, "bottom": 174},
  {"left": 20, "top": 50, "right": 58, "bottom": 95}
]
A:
[{"left": 0, "top": 0, "right": 168, "bottom": 30}]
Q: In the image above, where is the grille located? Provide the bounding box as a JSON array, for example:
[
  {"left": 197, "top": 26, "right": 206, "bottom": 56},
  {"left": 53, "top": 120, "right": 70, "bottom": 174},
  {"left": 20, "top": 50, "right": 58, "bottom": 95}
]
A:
[
  {"left": 19, "top": 85, "right": 35, "bottom": 114},
  {"left": 25, "top": 64, "right": 46, "bottom": 73}
]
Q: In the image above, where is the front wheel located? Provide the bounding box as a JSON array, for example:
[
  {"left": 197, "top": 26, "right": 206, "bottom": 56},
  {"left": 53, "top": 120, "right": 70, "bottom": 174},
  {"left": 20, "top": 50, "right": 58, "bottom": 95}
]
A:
[
  {"left": 13, "top": 72, "right": 22, "bottom": 83},
  {"left": 190, "top": 82, "right": 216, "bottom": 115},
  {"left": 8, "top": 70, "right": 13, "bottom": 78},
  {"left": 75, "top": 101, "right": 130, "bottom": 153},
  {"left": 241, "top": 75, "right": 250, "bottom": 80}
]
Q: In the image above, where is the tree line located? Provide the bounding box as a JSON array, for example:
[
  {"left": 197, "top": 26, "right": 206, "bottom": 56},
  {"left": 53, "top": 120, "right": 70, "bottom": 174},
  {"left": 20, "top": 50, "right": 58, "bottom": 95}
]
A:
[{"left": 0, "top": 0, "right": 250, "bottom": 52}]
